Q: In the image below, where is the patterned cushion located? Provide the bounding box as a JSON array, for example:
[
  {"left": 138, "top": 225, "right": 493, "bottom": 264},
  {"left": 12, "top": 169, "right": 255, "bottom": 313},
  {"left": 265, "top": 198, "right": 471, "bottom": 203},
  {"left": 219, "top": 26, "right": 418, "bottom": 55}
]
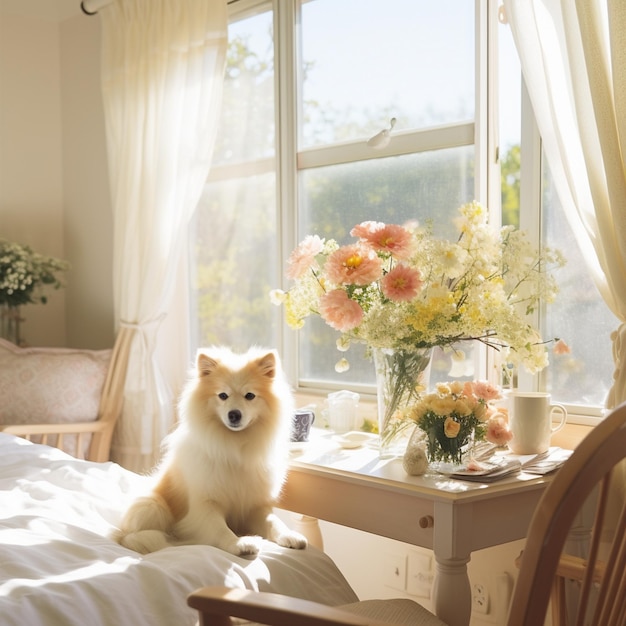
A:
[
  {"left": 339, "top": 598, "right": 448, "bottom": 625},
  {"left": 0, "top": 338, "right": 111, "bottom": 454}
]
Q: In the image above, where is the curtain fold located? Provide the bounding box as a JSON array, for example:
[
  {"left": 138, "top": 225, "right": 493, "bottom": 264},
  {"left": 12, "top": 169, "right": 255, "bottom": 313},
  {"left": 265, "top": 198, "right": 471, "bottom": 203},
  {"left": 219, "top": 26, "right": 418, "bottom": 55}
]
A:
[
  {"left": 504, "top": 0, "right": 626, "bottom": 408},
  {"left": 100, "top": 0, "right": 227, "bottom": 471}
]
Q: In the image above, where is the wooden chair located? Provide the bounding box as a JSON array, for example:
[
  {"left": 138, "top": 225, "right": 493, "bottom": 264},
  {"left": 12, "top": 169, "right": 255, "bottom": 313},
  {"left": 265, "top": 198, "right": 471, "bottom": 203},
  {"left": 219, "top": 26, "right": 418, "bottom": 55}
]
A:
[
  {"left": 1, "top": 328, "right": 133, "bottom": 462},
  {"left": 187, "top": 401, "right": 626, "bottom": 626}
]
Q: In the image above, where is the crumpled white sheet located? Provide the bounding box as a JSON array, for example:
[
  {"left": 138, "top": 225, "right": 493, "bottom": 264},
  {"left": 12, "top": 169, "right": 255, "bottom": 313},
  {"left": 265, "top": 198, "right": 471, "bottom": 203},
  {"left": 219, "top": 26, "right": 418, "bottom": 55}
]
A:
[{"left": 0, "top": 433, "right": 358, "bottom": 625}]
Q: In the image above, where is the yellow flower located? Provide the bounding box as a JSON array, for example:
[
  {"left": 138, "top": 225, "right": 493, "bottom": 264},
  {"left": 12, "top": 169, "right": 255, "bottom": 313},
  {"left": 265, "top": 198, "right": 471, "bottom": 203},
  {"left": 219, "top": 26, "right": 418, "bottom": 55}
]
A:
[
  {"left": 444, "top": 417, "right": 461, "bottom": 438},
  {"left": 472, "top": 401, "right": 488, "bottom": 421},
  {"left": 448, "top": 380, "right": 464, "bottom": 395},
  {"left": 452, "top": 399, "right": 473, "bottom": 416},
  {"left": 431, "top": 396, "right": 456, "bottom": 415}
]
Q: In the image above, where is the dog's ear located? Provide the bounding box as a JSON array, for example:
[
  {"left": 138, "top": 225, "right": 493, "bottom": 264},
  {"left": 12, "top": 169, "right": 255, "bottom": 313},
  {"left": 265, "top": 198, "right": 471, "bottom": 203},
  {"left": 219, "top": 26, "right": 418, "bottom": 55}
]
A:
[
  {"left": 197, "top": 353, "right": 219, "bottom": 377},
  {"left": 256, "top": 351, "right": 277, "bottom": 379}
]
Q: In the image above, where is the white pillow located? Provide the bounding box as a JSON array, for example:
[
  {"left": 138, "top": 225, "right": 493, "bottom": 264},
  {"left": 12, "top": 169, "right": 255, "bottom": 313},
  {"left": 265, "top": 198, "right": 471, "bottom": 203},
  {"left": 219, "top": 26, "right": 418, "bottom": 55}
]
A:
[{"left": 0, "top": 338, "right": 112, "bottom": 455}]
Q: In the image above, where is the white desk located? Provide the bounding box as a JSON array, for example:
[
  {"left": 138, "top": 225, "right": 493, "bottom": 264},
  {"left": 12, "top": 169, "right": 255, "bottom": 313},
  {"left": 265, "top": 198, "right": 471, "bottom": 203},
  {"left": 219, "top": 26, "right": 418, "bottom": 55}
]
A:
[{"left": 279, "top": 429, "right": 554, "bottom": 626}]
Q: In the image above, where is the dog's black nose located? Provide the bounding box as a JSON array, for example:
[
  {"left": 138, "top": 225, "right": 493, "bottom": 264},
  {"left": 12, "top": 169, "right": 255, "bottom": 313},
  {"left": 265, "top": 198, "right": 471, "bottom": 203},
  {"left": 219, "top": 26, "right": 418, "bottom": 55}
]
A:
[{"left": 228, "top": 409, "right": 242, "bottom": 425}]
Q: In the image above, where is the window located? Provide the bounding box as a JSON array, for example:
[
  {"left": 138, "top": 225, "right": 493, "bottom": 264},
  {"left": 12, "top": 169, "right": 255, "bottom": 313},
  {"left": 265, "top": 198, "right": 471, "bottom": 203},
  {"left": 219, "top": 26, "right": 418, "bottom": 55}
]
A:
[
  {"left": 188, "top": 0, "right": 614, "bottom": 420},
  {"left": 497, "top": 17, "right": 616, "bottom": 414},
  {"left": 296, "top": 0, "right": 477, "bottom": 389},
  {"left": 188, "top": 2, "right": 279, "bottom": 353}
]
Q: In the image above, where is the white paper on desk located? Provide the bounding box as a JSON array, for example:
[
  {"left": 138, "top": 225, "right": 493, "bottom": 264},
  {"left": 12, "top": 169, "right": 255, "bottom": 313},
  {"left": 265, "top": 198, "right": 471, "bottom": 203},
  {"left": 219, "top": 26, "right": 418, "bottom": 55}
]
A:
[{"left": 517, "top": 447, "right": 573, "bottom": 475}]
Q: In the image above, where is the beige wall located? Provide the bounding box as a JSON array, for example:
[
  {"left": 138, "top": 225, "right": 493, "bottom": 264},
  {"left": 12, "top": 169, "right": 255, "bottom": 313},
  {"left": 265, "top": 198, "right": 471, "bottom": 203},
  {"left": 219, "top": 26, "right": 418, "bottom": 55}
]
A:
[
  {"left": 0, "top": 10, "right": 113, "bottom": 349},
  {"left": 0, "top": 12, "right": 66, "bottom": 346},
  {"left": 60, "top": 14, "right": 114, "bottom": 349}
]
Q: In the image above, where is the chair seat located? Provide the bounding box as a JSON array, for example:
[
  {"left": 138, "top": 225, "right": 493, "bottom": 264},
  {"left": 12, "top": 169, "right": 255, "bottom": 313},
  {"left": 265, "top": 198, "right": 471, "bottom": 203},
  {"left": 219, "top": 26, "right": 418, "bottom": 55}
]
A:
[{"left": 340, "top": 599, "right": 447, "bottom": 625}]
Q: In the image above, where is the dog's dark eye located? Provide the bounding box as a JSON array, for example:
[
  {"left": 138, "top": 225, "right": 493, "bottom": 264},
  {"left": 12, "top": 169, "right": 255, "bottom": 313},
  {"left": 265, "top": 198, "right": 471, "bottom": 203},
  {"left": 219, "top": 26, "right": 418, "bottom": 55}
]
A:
[
  {"left": 245, "top": 392, "right": 255, "bottom": 401},
  {"left": 218, "top": 392, "right": 229, "bottom": 400}
]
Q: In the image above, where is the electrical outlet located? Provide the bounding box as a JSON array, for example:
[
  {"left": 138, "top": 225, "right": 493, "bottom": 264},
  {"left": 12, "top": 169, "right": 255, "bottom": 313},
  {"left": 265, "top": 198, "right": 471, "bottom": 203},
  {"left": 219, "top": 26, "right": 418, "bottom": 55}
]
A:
[
  {"left": 406, "top": 552, "right": 433, "bottom": 598},
  {"left": 472, "top": 581, "right": 490, "bottom": 615},
  {"left": 382, "top": 553, "right": 407, "bottom": 591}
]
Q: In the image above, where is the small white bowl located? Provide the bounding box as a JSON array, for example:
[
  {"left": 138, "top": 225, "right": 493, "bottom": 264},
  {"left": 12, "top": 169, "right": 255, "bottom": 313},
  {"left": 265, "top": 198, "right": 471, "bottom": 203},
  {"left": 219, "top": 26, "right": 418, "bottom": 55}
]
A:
[{"left": 333, "top": 431, "right": 377, "bottom": 449}]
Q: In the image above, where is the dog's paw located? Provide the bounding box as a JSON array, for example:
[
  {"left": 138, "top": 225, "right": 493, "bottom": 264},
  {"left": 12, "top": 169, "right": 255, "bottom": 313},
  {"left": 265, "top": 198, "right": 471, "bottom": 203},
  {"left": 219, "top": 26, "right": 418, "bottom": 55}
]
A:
[
  {"left": 232, "top": 535, "right": 263, "bottom": 556},
  {"left": 276, "top": 530, "right": 308, "bottom": 550}
]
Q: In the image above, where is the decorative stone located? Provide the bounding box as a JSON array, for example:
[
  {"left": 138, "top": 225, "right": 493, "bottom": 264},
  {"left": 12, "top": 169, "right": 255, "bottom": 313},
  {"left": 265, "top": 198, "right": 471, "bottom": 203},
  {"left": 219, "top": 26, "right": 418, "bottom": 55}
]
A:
[{"left": 402, "top": 428, "right": 429, "bottom": 476}]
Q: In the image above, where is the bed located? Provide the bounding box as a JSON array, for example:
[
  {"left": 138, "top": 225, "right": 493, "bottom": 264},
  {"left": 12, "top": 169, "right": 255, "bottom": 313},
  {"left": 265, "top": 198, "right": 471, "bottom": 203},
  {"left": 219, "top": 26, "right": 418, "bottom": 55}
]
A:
[{"left": 0, "top": 432, "right": 360, "bottom": 625}]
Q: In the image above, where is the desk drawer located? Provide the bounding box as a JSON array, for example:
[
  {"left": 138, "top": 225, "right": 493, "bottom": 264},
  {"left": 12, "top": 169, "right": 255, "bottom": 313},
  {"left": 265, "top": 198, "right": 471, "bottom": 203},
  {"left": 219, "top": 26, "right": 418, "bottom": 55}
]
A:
[{"left": 280, "top": 468, "right": 435, "bottom": 548}]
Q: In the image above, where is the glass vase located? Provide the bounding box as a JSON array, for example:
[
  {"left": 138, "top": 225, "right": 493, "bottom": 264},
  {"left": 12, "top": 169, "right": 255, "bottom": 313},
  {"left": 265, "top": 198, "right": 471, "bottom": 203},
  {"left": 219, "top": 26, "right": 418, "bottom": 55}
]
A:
[
  {"left": 373, "top": 347, "right": 432, "bottom": 459},
  {"left": 0, "top": 305, "right": 23, "bottom": 346},
  {"left": 424, "top": 422, "right": 475, "bottom": 472}
]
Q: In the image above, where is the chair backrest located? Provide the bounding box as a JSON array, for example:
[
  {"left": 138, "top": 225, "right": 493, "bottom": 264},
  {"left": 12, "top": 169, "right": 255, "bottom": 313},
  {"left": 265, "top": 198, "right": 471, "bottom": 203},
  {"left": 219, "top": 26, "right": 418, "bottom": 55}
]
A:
[
  {"left": 507, "top": 401, "right": 626, "bottom": 626},
  {"left": 0, "top": 328, "right": 133, "bottom": 462},
  {"left": 86, "top": 327, "right": 133, "bottom": 461}
]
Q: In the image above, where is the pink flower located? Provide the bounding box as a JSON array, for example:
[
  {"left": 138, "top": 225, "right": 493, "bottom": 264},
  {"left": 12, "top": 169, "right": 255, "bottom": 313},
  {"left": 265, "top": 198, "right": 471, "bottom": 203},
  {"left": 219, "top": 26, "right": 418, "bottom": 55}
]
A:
[
  {"left": 350, "top": 222, "right": 412, "bottom": 259},
  {"left": 553, "top": 339, "right": 571, "bottom": 355},
  {"left": 464, "top": 380, "right": 501, "bottom": 402},
  {"left": 324, "top": 245, "right": 382, "bottom": 286},
  {"left": 485, "top": 415, "right": 513, "bottom": 446},
  {"left": 319, "top": 289, "right": 364, "bottom": 332},
  {"left": 286, "top": 235, "right": 324, "bottom": 279},
  {"left": 381, "top": 264, "right": 423, "bottom": 301}
]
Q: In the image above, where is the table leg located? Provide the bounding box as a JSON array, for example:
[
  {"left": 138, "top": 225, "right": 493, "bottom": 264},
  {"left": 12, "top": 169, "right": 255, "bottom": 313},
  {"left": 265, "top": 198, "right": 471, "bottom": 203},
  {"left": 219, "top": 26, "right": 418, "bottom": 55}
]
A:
[
  {"left": 431, "top": 554, "right": 471, "bottom": 626},
  {"left": 288, "top": 513, "right": 324, "bottom": 550}
]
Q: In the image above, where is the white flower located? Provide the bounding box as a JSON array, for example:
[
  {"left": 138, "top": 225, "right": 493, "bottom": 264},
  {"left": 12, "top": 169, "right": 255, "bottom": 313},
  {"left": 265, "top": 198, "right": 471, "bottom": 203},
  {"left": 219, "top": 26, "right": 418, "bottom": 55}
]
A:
[
  {"left": 336, "top": 336, "right": 351, "bottom": 352},
  {"left": 0, "top": 240, "right": 69, "bottom": 308},
  {"left": 269, "top": 289, "right": 286, "bottom": 305},
  {"left": 335, "top": 358, "right": 350, "bottom": 373}
]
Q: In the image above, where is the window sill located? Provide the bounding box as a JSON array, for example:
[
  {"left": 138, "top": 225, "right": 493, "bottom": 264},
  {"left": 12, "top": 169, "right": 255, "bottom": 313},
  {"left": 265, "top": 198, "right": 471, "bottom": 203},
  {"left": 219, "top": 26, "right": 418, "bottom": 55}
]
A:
[{"left": 294, "top": 391, "right": 595, "bottom": 449}]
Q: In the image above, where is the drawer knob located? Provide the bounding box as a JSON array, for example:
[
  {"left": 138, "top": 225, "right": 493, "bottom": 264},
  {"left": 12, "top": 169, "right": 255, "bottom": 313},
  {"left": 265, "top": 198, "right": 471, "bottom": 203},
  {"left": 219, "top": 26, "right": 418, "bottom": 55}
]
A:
[{"left": 419, "top": 515, "right": 434, "bottom": 529}]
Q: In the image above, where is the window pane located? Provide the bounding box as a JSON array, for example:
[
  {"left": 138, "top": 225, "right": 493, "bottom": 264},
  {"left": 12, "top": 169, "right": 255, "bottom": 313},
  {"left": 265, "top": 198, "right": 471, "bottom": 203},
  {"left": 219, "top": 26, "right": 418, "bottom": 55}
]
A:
[
  {"left": 213, "top": 10, "right": 275, "bottom": 164},
  {"left": 498, "top": 12, "right": 614, "bottom": 409},
  {"left": 298, "top": 147, "right": 475, "bottom": 385},
  {"left": 299, "top": 0, "right": 475, "bottom": 147},
  {"left": 541, "top": 165, "right": 617, "bottom": 407},
  {"left": 498, "top": 18, "right": 522, "bottom": 228},
  {"left": 189, "top": 6, "right": 278, "bottom": 352}
]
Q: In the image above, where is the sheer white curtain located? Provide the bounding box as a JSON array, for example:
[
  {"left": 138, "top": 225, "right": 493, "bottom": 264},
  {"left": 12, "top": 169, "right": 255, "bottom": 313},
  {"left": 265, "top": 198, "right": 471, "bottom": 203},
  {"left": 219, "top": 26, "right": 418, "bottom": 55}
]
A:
[
  {"left": 100, "top": 0, "right": 227, "bottom": 471},
  {"left": 504, "top": 0, "right": 626, "bottom": 408}
]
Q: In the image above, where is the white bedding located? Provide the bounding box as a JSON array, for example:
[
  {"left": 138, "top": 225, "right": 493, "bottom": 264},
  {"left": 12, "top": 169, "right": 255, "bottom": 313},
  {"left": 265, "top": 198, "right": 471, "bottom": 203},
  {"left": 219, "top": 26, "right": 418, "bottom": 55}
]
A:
[{"left": 0, "top": 433, "right": 358, "bottom": 625}]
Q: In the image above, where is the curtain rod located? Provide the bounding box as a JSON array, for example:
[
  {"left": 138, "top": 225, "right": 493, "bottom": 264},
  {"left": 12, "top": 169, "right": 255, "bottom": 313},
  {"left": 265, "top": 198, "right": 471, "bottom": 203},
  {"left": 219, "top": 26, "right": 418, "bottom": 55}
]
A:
[
  {"left": 81, "top": 0, "right": 112, "bottom": 16},
  {"left": 82, "top": 0, "right": 238, "bottom": 15}
]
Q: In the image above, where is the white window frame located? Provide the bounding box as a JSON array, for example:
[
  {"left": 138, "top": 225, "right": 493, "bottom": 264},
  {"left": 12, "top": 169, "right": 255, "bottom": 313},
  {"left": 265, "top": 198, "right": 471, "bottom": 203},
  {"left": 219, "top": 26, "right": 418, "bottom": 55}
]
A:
[
  {"left": 273, "top": 0, "right": 498, "bottom": 391},
  {"left": 219, "top": 0, "right": 603, "bottom": 424}
]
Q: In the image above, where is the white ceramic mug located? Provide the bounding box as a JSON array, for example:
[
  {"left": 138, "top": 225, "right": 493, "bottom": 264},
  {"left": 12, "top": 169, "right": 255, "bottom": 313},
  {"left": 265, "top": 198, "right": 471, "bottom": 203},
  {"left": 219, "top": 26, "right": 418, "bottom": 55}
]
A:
[
  {"left": 325, "top": 390, "right": 360, "bottom": 434},
  {"left": 507, "top": 392, "right": 567, "bottom": 455}
]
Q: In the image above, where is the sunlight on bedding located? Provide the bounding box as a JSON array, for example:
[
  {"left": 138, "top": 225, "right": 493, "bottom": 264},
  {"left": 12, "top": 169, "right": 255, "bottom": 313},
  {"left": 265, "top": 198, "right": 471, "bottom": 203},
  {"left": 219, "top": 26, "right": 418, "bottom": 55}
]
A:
[
  {"left": 1, "top": 555, "right": 139, "bottom": 593},
  {"left": 0, "top": 434, "right": 358, "bottom": 626}
]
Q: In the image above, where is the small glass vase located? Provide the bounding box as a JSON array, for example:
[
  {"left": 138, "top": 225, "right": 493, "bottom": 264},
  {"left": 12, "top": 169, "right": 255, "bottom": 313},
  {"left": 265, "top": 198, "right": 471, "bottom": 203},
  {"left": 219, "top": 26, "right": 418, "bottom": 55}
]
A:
[
  {"left": 373, "top": 347, "right": 433, "bottom": 459},
  {"left": 0, "top": 305, "right": 23, "bottom": 346},
  {"left": 424, "top": 424, "right": 474, "bottom": 472}
]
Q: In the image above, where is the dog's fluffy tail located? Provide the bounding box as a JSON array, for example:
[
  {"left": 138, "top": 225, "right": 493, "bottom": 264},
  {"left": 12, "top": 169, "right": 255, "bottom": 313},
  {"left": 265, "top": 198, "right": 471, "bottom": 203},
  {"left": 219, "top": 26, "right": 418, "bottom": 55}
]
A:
[{"left": 114, "top": 495, "right": 175, "bottom": 554}]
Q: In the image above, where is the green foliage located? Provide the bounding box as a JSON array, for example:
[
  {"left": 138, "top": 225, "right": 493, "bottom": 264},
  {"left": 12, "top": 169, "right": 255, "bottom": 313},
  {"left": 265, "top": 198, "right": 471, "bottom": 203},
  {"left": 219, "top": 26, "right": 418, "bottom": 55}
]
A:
[
  {"left": 501, "top": 144, "right": 520, "bottom": 227},
  {"left": 0, "top": 240, "right": 70, "bottom": 307},
  {"left": 420, "top": 411, "right": 485, "bottom": 464}
]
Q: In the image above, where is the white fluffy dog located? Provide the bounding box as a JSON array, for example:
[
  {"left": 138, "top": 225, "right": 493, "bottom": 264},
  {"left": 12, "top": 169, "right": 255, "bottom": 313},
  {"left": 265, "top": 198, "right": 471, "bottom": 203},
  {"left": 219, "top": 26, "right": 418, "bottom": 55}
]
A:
[{"left": 114, "top": 347, "right": 307, "bottom": 556}]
